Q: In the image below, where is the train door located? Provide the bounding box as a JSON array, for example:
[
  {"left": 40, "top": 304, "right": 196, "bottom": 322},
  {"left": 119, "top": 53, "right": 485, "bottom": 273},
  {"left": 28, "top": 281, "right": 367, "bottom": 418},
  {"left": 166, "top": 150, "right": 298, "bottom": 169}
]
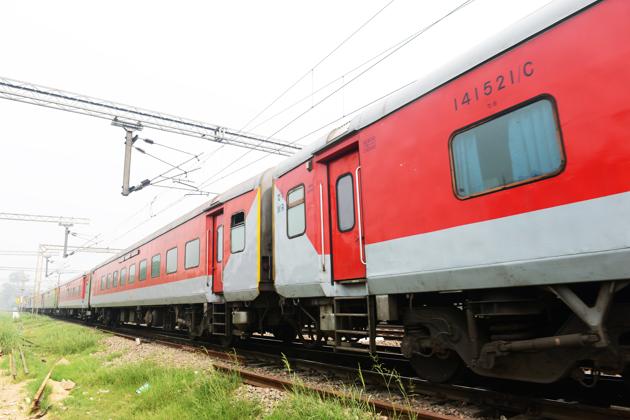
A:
[
  {"left": 208, "top": 212, "right": 224, "bottom": 293},
  {"left": 328, "top": 150, "right": 366, "bottom": 281}
]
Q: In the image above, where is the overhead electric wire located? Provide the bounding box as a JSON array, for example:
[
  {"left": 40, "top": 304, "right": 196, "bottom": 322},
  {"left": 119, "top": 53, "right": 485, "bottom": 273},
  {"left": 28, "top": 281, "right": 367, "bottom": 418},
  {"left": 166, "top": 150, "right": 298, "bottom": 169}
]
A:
[
  {"left": 152, "top": 167, "right": 202, "bottom": 185},
  {"left": 140, "top": 137, "right": 200, "bottom": 158},
  {"left": 247, "top": 17, "right": 423, "bottom": 133},
  {"left": 99, "top": 0, "right": 475, "bottom": 250},
  {"left": 149, "top": 184, "right": 210, "bottom": 194},
  {"left": 189, "top": 0, "right": 399, "bottom": 190},
  {"left": 260, "top": 0, "right": 476, "bottom": 152},
  {"left": 240, "top": 0, "right": 396, "bottom": 133},
  {"left": 197, "top": 0, "right": 475, "bottom": 189}
]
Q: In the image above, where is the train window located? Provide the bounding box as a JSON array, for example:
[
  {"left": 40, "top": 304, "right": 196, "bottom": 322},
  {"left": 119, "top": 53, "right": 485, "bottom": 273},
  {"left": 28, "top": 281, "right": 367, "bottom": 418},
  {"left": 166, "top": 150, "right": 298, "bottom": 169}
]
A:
[
  {"left": 451, "top": 98, "right": 563, "bottom": 198},
  {"left": 120, "top": 267, "right": 127, "bottom": 286},
  {"left": 129, "top": 264, "right": 136, "bottom": 284},
  {"left": 106, "top": 273, "right": 111, "bottom": 289},
  {"left": 230, "top": 212, "right": 245, "bottom": 253},
  {"left": 166, "top": 247, "right": 178, "bottom": 274},
  {"left": 151, "top": 254, "right": 160, "bottom": 278},
  {"left": 287, "top": 185, "right": 306, "bottom": 238},
  {"left": 139, "top": 259, "right": 147, "bottom": 281},
  {"left": 185, "top": 238, "right": 200, "bottom": 269},
  {"left": 336, "top": 174, "right": 355, "bottom": 232},
  {"left": 100, "top": 276, "right": 105, "bottom": 290},
  {"left": 113, "top": 271, "right": 118, "bottom": 288},
  {"left": 216, "top": 226, "right": 224, "bottom": 263}
]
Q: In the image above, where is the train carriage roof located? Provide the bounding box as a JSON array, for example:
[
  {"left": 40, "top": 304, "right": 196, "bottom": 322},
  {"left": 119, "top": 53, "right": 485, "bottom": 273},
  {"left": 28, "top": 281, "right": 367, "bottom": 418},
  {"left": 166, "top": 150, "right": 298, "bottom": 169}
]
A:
[
  {"left": 273, "top": 0, "right": 598, "bottom": 178},
  {"left": 58, "top": 274, "right": 86, "bottom": 289}
]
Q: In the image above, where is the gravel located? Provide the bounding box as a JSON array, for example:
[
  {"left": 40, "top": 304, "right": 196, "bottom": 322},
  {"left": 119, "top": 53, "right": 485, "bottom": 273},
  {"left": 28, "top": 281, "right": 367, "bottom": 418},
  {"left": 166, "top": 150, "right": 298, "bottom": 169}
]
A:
[
  {"left": 95, "top": 336, "right": 216, "bottom": 371},
  {"left": 234, "top": 384, "right": 286, "bottom": 416}
]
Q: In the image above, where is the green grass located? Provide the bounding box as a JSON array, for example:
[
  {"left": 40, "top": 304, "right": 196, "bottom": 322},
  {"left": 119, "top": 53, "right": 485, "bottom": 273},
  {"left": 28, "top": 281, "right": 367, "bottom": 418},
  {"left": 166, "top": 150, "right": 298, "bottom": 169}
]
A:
[
  {"left": 55, "top": 361, "right": 262, "bottom": 420},
  {"left": 0, "top": 314, "right": 22, "bottom": 353},
  {"left": 268, "top": 386, "right": 374, "bottom": 420},
  {"left": 21, "top": 314, "right": 100, "bottom": 355},
  {"left": 0, "top": 314, "right": 381, "bottom": 419}
]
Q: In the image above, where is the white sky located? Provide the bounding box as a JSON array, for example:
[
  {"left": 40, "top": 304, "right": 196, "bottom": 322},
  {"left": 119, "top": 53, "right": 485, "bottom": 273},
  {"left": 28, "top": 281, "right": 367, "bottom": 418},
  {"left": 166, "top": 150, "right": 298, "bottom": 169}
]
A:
[{"left": 0, "top": 0, "right": 552, "bottom": 292}]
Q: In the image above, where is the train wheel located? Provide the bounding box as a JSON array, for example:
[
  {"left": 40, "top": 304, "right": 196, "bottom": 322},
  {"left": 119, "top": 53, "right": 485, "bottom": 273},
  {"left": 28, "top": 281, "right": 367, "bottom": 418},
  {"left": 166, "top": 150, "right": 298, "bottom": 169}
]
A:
[{"left": 410, "top": 349, "right": 462, "bottom": 383}]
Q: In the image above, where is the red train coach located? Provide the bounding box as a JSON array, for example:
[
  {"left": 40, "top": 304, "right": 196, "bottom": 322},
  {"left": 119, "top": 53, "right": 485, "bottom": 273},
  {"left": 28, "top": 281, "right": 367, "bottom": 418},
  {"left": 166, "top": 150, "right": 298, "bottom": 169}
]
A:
[
  {"left": 273, "top": 0, "right": 630, "bottom": 383},
  {"left": 58, "top": 274, "right": 89, "bottom": 317},
  {"left": 89, "top": 170, "right": 275, "bottom": 339}
]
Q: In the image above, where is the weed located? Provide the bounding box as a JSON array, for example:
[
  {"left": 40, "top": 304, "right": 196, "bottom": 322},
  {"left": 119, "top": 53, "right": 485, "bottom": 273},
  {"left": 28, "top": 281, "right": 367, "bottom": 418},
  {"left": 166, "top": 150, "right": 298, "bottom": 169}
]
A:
[{"left": 274, "top": 352, "right": 376, "bottom": 419}]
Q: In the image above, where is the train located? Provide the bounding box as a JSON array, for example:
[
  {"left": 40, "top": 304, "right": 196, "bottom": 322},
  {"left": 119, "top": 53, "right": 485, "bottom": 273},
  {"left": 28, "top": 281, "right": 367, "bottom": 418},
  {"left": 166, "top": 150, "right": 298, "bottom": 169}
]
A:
[{"left": 23, "top": 0, "right": 630, "bottom": 385}]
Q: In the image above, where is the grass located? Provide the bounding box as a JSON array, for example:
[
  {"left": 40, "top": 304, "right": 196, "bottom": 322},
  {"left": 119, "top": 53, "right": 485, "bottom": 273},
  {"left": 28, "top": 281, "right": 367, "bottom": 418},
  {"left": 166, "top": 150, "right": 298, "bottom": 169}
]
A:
[
  {"left": 0, "top": 313, "right": 387, "bottom": 419},
  {"left": 0, "top": 314, "right": 22, "bottom": 353},
  {"left": 268, "top": 386, "right": 374, "bottom": 420},
  {"left": 267, "top": 353, "right": 376, "bottom": 420},
  {"left": 56, "top": 361, "right": 262, "bottom": 420}
]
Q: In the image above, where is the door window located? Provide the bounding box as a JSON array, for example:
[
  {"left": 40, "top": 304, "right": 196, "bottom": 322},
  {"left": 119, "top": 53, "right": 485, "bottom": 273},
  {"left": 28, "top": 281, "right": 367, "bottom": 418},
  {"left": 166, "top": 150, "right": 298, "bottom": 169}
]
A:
[
  {"left": 230, "top": 212, "right": 245, "bottom": 253},
  {"left": 287, "top": 185, "right": 306, "bottom": 238},
  {"left": 216, "top": 226, "right": 224, "bottom": 262},
  {"left": 336, "top": 174, "right": 355, "bottom": 232}
]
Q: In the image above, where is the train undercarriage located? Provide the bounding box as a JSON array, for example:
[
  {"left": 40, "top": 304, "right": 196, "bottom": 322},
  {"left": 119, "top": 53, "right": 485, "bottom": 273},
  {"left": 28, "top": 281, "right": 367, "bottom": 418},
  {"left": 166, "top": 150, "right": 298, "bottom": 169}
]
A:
[
  {"left": 401, "top": 280, "right": 630, "bottom": 384},
  {"left": 49, "top": 279, "right": 630, "bottom": 386}
]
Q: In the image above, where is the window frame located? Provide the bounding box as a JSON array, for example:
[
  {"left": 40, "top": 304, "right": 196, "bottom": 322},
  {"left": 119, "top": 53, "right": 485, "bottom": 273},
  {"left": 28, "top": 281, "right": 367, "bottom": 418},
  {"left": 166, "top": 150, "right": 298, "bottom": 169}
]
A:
[
  {"left": 129, "top": 264, "right": 136, "bottom": 284},
  {"left": 335, "top": 173, "right": 356, "bottom": 233},
  {"left": 106, "top": 273, "right": 111, "bottom": 289},
  {"left": 230, "top": 211, "right": 246, "bottom": 254},
  {"left": 139, "top": 259, "right": 147, "bottom": 281},
  {"left": 449, "top": 95, "right": 566, "bottom": 200},
  {"left": 184, "top": 238, "right": 200, "bottom": 269},
  {"left": 286, "top": 184, "right": 306, "bottom": 239},
  {"left": 100, "top": 275, "right": 105, "bottom": 290},
  {"left": 120, "top": 267, "right": 127, "bottom": 286},
  {"left": 113, "top": 271, "right": 119, "bottom": 288},
  {"left": 151, "top": 254, "right": 161, "bottom": 278},
  {"left": 166, "top": 247, "right": 178, "bottom": 274}
]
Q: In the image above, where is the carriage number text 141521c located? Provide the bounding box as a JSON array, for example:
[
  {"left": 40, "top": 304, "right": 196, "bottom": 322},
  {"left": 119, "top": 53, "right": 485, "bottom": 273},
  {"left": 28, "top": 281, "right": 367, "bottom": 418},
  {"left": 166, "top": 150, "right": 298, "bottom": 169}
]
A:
[{"left": 453, "top": 61, "right": 534, "bottom": 111}]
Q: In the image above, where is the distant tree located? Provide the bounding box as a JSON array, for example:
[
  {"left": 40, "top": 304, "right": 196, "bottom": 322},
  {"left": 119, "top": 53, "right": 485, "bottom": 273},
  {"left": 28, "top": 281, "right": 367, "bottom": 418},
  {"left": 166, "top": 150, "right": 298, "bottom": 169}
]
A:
[
  {"left": 9, "top": 271, "right": 29, "bottom": 288},
  {"left": 1, "top": 271, "right": 29, "bottom": 309},
  {"left": 0, "top": 281, "right": 18, "bottom": 310}
]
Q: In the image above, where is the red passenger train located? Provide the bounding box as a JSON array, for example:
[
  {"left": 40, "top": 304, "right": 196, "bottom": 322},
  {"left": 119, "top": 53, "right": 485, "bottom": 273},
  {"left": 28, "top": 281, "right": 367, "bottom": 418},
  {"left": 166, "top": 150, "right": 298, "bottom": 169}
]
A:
[{"left": 26, "top": 0, "right": 630, "bottom": 384}]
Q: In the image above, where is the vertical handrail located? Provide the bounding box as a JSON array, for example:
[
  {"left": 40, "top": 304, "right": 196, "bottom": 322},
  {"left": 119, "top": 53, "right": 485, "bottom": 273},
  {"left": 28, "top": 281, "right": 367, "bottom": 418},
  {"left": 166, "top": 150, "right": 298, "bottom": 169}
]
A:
[
  {"left": 319, "top": 184, "right": 326, "bottom": 271},
  {"left": 354, "top": 166, "right": 366, "bottom": 265},
  {"left": 207, "top": 229, "right": 212, "bottom": 287}
]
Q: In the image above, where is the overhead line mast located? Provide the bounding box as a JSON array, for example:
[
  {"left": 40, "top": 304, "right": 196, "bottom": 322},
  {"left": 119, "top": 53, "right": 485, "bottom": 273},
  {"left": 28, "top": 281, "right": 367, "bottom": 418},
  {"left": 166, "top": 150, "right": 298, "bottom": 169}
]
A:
[
  {"left": 0, "top": 212, "right": 89, "bottom": 258},
  {"left": 0, "top": 76, "right": 301, "bottom": 195}
]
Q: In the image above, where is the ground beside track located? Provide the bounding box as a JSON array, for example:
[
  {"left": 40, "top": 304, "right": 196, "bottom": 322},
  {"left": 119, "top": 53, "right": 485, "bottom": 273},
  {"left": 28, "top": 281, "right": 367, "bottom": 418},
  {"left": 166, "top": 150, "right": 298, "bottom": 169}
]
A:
[
  {"left": 0, "top": 314, "right": 481, "bottom": 420},
  {"left": 0, "top": 314, "right": 391, "bottom": 420}
]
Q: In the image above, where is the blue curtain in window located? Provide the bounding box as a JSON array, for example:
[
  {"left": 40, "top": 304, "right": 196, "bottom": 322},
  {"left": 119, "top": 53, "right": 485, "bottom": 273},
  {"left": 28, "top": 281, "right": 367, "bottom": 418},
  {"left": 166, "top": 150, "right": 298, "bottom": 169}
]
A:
[
  {"left": 453, "top": 132, "right": 483, "bottom": 196},
  {"left": 508, "top": 101, "right": 561, "bottom": 182}
]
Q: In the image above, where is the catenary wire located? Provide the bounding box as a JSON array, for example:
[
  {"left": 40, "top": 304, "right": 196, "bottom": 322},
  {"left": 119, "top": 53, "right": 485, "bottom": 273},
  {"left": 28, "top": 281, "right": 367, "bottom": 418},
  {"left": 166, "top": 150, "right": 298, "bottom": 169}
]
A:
[
  {"left": 240, "top": 0, "right": 396, "bottom": 133},
  {"left": 89, "top": 0, "right": 476, "bottom": 250}
]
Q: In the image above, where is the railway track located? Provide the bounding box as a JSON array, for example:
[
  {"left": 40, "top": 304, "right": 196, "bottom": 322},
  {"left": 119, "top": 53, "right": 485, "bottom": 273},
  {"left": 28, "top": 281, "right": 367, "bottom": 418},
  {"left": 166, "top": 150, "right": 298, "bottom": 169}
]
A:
[{"left": 50, "top": 317, "right": 630, "bottom": 419}]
